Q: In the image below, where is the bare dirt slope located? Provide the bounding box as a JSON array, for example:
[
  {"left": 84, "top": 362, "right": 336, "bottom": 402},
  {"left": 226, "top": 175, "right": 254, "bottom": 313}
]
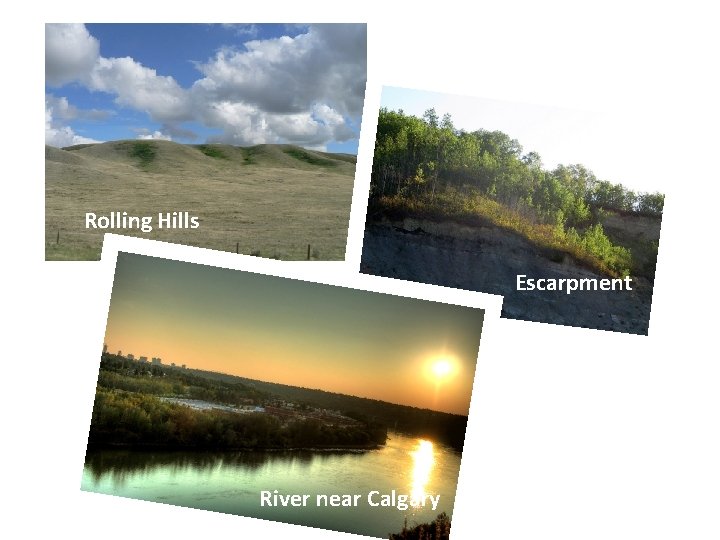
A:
[
  {"left": 45, "top": 141, "right": 356, "bottom": 261},
  {"left": 361, "top": 218, "right": 656, "bottom": 334}
]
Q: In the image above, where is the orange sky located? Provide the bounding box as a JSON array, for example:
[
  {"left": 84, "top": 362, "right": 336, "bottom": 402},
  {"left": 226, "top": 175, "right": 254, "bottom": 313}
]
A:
[{"left": 104, "top": 253, "right": 485, "bottom": 415}]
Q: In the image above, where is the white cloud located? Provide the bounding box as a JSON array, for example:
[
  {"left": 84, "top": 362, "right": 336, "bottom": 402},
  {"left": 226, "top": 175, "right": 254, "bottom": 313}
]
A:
[
  {"left": 261, "top": 104, "right": 354, "bottom": 148},
  {"left": 46, "top": 95, "right": 76, "bottom": 120},
  {"left": 191, "top": 24, "right": 366, "bottom": 147},
  {"left": 137, "top": 130, "right": 172, "bottom": 141},
  {"left": 312, "top": 103, "right": 356, "bottom": 141},
  {"left": 203, "top": 101, "right": 274, "bottom": 145},
  {"left": 45, "top": 99, "right": 100, "bottom": 147},
  {"left": 89, "top": 57, "right": 191, "bottom": 123},
  {"left": 220, "top": 24, "right": 259, "bottom": 38},
  {"left": 46, "top": 94, "right": 112, "bottom": 122},
  {"left": 193, "top": 24, "right": 366, "bottom": 117},
  {"left": 45, "top": 24, "right": 100, "bottom": 86},
  {"left": 45, "top": 24, "right": 367, "bottom": 150}
]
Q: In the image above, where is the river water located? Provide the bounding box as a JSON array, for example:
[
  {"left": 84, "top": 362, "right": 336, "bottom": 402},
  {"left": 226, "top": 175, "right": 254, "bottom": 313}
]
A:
[{"left": 81, "top": 431, "right": 462, "bottom": 538}]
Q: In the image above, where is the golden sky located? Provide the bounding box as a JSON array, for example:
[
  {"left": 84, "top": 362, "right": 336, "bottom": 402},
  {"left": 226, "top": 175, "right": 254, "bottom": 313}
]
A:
[{"left": 104, "top": 253, "right": 484, "bottom": 415}]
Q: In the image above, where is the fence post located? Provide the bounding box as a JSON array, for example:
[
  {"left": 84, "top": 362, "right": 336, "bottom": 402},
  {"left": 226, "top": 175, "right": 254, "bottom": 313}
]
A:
[
  {"left": 307, "top": 244, "right": 311, "bottom": 260},
  {"left": 56, "top": 229, "right": 60, "bottom": 244},
  {"left": 236, "top": 242, "right": 239, "bottom": 254}
]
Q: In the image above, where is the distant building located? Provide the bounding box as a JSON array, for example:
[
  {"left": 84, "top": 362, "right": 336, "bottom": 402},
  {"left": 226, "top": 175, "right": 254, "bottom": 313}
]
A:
[
  {"left": 139, "top": 356, "right": 148, "bottom": 363},
  {"left": 127, "top": 354, "right": 135, "bottom": 360},
  {"left": 181, "top": 364, "right": 186, "bottom": 369},
  {"left": 151, "top": 357, "right": 162, "bottom": 365}
]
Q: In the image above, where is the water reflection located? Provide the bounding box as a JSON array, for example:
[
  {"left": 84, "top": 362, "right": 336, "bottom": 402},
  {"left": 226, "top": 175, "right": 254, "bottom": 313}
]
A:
[
  {"left": 81, "top": 432, "right": 461, "bottom": 539},
  {"left": 410, "top": 439, "right": 434, "bottom": 506},
  {"left": 84, "top": 448, "right": 365, "bottom": 487}
]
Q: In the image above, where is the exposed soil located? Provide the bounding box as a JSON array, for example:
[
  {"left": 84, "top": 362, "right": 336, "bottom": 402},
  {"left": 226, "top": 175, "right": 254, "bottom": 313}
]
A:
[{"left": 361, "top": 218, "right": 656, "bottom": 334}]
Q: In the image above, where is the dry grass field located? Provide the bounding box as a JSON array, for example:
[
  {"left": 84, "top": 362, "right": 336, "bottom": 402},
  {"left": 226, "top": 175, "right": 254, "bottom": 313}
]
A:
[{"left": 45, "top": 140, "right": 356, "bottom": 261}]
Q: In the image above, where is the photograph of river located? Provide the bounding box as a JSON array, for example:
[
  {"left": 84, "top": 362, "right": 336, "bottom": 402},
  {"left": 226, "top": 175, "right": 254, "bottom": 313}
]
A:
[
  {"left": 81, "top": 253, "right": 484, "bottom": 538},
  {"left": 82, "top": 432, "right": 461, "bottom": 538}
]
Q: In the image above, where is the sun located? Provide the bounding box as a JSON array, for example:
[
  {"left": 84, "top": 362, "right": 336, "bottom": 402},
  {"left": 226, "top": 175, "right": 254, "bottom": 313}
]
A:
[
  {"left": 426, "top": 356, "right": 458, "bottom": 382},
  {"left": 432, "top": 359, "right": 452, "bottom": 378}
]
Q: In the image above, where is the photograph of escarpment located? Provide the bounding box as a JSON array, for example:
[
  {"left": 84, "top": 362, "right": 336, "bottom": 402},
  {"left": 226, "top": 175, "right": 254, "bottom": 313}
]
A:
[
  {"left": 46, "top": 23, "right": 366, "bottom": 261},
  {"left": 82, "top": 252, "right": 484, "bottom": 539},
  {"left": 362, "top": 87, "right": 664, "bottom": 335}
]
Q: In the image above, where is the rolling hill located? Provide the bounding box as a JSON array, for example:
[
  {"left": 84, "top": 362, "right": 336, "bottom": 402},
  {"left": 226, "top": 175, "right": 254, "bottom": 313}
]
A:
[{"left": 45, "top": 140, "right": 356, "bottom": 260}]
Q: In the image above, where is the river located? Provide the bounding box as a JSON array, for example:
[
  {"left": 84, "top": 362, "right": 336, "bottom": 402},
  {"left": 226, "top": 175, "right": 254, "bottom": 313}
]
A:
[{"left": 81, "top": 431, "right": 462, "bottom": 538}]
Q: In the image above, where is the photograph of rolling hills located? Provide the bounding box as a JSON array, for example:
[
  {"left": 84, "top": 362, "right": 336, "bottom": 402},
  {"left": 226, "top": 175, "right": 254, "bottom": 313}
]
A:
[
  {"left": 45, "top": 24, "right": 366, "bottom": 261},
  {"left": 361, "top": 87, "right": 665, "bottom": 334},
  {"left": 82, "top": 252, "right": 485, "bottom": 538}
]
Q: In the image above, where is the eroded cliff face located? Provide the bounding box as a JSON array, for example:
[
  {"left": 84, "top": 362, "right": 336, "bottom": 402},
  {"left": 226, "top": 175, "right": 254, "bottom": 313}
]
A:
[{"left": 361, "top": 218, "right": 654, "bottom": 334}]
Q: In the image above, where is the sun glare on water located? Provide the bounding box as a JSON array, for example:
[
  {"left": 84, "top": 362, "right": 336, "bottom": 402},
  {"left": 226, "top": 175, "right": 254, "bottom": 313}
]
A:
[{"left": 410, "top": 439, "right": 435, "bottom": 505}]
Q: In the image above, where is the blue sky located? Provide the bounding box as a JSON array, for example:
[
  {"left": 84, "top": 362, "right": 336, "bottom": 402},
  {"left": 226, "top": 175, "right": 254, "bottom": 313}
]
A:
[{"left": 45, "top": 24, "right": 366, "bottom": 153}]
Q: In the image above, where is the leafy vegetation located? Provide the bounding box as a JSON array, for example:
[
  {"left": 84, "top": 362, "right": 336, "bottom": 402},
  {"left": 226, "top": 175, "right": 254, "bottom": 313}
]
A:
[
  {"left": 98, "top": 355, "right": 269, "bottom": 404},
  {"left": 186, "top": 365, "right": 469, "bottom": 451},
  {"left": 389, "top": 512, "right": 451, "bottom": 540},
  {"left": 91, "top": 354, "right": 467, "bottom": 450},
  {"left": 369, "top": 108, "right": 665, "bottom": 278},
  {"left": 89, "top": 388, "right": 386, "bottom": 449},
  {"left": 242, "top": 146, "right": 258, "bottom": 164},
  {"left": 128, "top": 141, "right": 157, "bottom": 168},
  {"left": 284, "top": 147, "right": 337, "bottom": 167},
  {"left": 197, "top": 144, "right": 228, "bottom": 159},
  {"left": 88, "top": 354, "right": 391, "bottom": 450}
]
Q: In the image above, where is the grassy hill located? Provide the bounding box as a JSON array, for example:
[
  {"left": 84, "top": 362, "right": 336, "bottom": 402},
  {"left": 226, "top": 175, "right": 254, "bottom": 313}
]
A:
[{"left": 45, "top": 140, "right": 356, "bottom": 260}]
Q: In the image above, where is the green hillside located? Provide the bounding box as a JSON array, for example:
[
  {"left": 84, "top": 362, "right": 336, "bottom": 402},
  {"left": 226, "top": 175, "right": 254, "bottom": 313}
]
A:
[{"left": 367, "top": 108, "right": 663, "bottom": 281}]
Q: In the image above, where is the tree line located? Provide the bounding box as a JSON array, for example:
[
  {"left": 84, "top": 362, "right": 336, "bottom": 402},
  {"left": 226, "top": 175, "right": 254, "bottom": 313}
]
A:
[
  {"left": 98, "top": 354, "right": 269, "bottom": 405},
  {"left": 92, "top": 355, "right": 468, "bottom": 451},
  {"left": 368, "top": 108, "right": 664, "bottom": 277},
  {"left": 371, "top": 108, "right": 664, "bottom": 222},
  {"left": 89, "top": 356, "right": 386, "bottom": 450},
  {"left": 200, "top": 370, "right": 470, "bottom": 451},
  {"left": 89, "top": 388, "right": 387, "bottom": 450}
]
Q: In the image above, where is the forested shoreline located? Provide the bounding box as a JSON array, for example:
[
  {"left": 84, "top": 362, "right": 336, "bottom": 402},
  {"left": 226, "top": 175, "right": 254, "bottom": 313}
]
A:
[
  {"left": 368, "top": 108, "right": 664, "bottom": 279},
  {"left": 87, "top": 354, "right": 467, "bottom": 451},
  {"left": 89, "top": 388, "right": 389, "bottom": 450}
]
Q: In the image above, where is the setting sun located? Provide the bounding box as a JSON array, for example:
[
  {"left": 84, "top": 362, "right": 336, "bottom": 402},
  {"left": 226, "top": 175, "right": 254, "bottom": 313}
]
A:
[
  {"left": 432, "top": 359, "right": 452, "bottom": 378},
  {"left": 426, "top": 356, "right": 458, "bottom": 382}
]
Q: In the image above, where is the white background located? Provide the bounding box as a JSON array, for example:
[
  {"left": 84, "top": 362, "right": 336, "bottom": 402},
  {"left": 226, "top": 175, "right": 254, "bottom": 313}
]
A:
[{"left": 4, "top": 2, "right": 720, "bottom": 539}]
